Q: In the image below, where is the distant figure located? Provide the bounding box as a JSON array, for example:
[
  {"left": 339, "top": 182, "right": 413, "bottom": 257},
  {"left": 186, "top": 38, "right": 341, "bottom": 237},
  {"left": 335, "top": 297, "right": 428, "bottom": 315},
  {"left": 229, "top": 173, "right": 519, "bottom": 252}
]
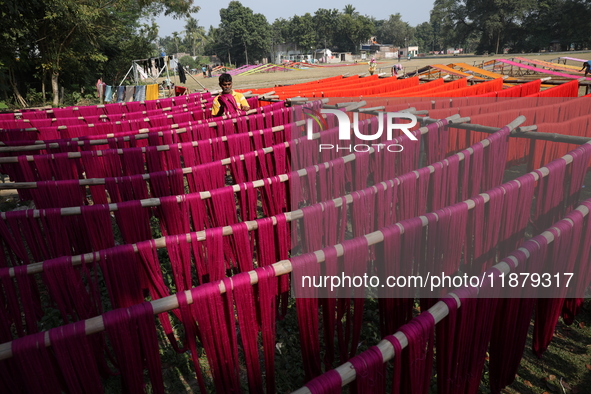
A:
[
  {"left": 398, "top": 53, "right": 402, "bottom": 62},
  {"left": 207, "top": 64, "right": 212, "bottom": 78},
  {"left": 580, "top": 60, "right": 591, "bottom": 76},
  {"left": 162, "top": 79, "right": 173, "bottom": 97},
  {"left": 368, "top": 58, "right": 377, "bottom": 75},
  {"left": 202, "top": 66, "right": 207, "bottom": 78},
  {"left": 211, "top": 73, "right": 251, "bottom": 117},
  {"left": 407, "top": 53, "right": 411, "bottom": 61}
]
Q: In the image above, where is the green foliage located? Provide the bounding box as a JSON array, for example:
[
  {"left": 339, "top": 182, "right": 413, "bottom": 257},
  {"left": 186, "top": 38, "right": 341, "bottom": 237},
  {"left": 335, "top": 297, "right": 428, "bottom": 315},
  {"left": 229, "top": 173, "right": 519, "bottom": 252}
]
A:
[
  {"left": 289, "top": 14, "right": 316, "bottom": 53},
  {"left": 282, "top": 6, "right": 376, "bottom": 54},
  {"left": 336, "top": 13, "right": 374, "bottom": 53},
  {"left": 67, "top": 89, "right": 98, "bottom": 106},
  {"left": 4, "top": 0, "right": 590, "bottom": 106},
  {"left": 515, "top": 0, "right": 591, "bottom": 52},
  {"left": 160, "top": 33, "right": 188, "bottom": 56},
  {"left": 271, "top": 18, "right": 290, "bottom": 46},
  {"left": 430, "top": 0, "right": 476, "bottom": 51},
  {"left": 0, "top": 0, "right": 199, "bottom": 108},
  {"left": 194, "top": 55, "right": 211, "bottom": 65},
  {"left": 465, "top": 0, "right": 535, "bottom": 54},
  {"left": 313, "top": 9, "right": 340, "bottom": 49},
  {"left": 375, "top": 13, "right": 414, "bottom": 47},
  {"left": 427, "top": 0, "right": 590, "bottom": 54},
  {"left": 184, "top": 17, "right": 207, "bottom": 56},
  {"left": 214, "top": 1, "right": 271, "bottom": 65},
  {"left": 343, "top": 4, "right": 358, "bottom": 16},
  {"left": 179, "top": 55, "right": 198, "bottom": 70},
  {"left": 146, "top": 0, "right": 199, "bottom": 17},
  {"left": 415, "top": 22, "right": 435, "bottom": 53},
  {"left": 25, "top": 88, "right": 46, "bottom": 107}
]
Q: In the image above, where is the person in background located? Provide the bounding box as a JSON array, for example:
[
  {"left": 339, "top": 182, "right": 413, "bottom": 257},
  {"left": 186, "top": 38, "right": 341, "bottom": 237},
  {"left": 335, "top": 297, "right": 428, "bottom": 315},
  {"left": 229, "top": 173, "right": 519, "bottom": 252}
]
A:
[
  {"left": 161, "top": 79, "right": 174, "bottom": 97},
  {"left": 211, "top": 73, "right": 250, "bottom": 117},
  {"left": 207, "top": 64, "right": 212, "bottom": 78},
  {"left": 392, "top": 63, "right": 403, "bottom": 76},
  {"left": 407, "top": 53, "right": 411, "bottom": 61},
  {"left": 368, "top": 58, "right": 377, "bottom": 75},
  {"left": 579, "top": 60, "right": 591, "bottom": 77},
  {"left": 202, "top": 65, "right": 207, "bottom": 78}
]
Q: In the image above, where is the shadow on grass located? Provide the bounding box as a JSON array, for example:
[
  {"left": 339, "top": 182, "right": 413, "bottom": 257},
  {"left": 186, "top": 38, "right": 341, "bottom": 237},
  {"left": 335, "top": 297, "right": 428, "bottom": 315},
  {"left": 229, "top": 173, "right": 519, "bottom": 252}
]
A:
[{"left": 502, "top": 299, "right": 591, "bottom": 394}]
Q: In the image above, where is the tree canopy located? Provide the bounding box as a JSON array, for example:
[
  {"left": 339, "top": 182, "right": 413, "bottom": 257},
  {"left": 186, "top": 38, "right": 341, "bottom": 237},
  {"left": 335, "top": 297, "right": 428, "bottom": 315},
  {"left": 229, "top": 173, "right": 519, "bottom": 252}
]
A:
[
  {"left": 2, "top": 0, "right": 590, "bottom": 108},
  {"left": 430, "top": 0, "right": 591, "bottom": 54},
  {"left": 211, "top": 1, "right": 271, "bottom": 66},
  {"left": 0, "top": 0, "right": 198, "bottom": 106},
  {"left": 375, "top": 13, "right": 414, "bottom": 47}
]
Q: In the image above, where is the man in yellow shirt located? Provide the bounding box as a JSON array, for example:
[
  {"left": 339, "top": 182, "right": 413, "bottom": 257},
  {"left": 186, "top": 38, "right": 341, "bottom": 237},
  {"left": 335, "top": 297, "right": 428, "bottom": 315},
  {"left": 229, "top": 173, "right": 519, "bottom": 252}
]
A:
[{"left": 211, "top": 73, "right": 250, "bottom": 117}]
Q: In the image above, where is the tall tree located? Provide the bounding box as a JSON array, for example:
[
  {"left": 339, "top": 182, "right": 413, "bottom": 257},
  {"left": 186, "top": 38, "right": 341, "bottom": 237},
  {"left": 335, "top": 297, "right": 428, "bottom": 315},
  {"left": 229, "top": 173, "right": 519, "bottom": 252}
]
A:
[
  {"left": 203, "top": 25, "right": 220, "bottom": 59},
  {"left": 217, "top": 1, "right": 271, "bottom": 65},
  {"left": 184, "top": 17, "right": 206, "bottom": 56},
  {"left": 0, "top": 0, "right": 198, "bottom": 107},
  {"left": 375, "top": 13, "right": 413, "bottom": 47},
  {"left": 415, "top": 22, "right": 435, "bottom": 53},
  {"left": 336, "top": 13, "right": 374, "bottom": 53},
  {"left": 517, "top": 0, "right": 591, "bottom": 52},
  {"left": 430, "top": 0, "right": 454, "bottom": 52},
  {"left": 288, "top": 13, "right": 316, "bottom": 54},
  {"left": 343, "top": 4, "right": 359, "bottom": 16},
  {"left": 172, "top": 32, "right": 181, "bottom": 53},
  {"left": 30, "top": 0, "right": 99, "bottom": 106},
  {"left": 313, "top": 8, "right": 340, "bottom": 50},
  {"left": 73, "top": 11, "right": 159, "bottom": 92},
  {"left": 271, "top": 18, "right": 290, "bottom": 62},
  {"left": 432, "top": 0, "right": 535, "bottom": 54},
  {"left": 0, "top": 1, "right": 43, "bottom": 106}
]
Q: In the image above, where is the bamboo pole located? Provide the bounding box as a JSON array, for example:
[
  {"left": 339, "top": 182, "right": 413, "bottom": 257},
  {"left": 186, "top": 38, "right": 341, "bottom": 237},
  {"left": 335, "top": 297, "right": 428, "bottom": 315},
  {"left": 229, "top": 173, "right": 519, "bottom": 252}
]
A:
[
  {"left": 0, "top": 90, "right": 272, "bottom": 147},
  {"left": 0, "top": 114, "right": 251, "bottom": 152},
  {"left": 419, "top": 116, "right": 591, "bottom": 145},
  {"left": 11, "top": 102, "right": 586, "bottom": 192},
  {"left": 1, "top": 91, "right": 271, "bottom": 134},
  {"left": 0, "top": 114, "right": 465, "bottom": 221},
  {"left": 4, "top": 96, "right": 209, "bottom": 120},
  {"left": 357, "top": 107, "right": 591, "bottom": 145},
  {"left": 0, "top": 143, "right": 289, "bottom": 193},
  {"left": 15, "top": 104, "right": 202, "bottom": 125},
  {"left": 0, "top": 105, "right": 294, "bottom": 153},
  {"left": 0, "top": 121, "right": 299, "bottom": 166}
]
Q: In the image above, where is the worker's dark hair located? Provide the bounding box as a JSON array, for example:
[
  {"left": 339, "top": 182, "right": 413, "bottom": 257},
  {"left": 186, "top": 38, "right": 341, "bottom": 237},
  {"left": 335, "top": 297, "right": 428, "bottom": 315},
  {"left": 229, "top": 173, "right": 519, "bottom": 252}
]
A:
[{"left": 219, "top": 73, "right": 232, "bottom": 84}]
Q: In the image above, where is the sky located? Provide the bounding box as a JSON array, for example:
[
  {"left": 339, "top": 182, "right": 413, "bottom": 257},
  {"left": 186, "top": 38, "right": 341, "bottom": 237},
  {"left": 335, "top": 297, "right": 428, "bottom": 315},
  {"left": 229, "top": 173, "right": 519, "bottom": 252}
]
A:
[{"left": 149, "top": 0, "right": 435, "bottom": 38}]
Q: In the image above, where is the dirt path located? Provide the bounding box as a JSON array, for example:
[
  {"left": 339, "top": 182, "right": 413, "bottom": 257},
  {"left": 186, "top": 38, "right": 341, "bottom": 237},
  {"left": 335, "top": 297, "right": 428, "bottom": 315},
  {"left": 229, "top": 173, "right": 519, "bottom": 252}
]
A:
[{"left": 168, "top": 53, "right": 577, "bottom": 93}]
